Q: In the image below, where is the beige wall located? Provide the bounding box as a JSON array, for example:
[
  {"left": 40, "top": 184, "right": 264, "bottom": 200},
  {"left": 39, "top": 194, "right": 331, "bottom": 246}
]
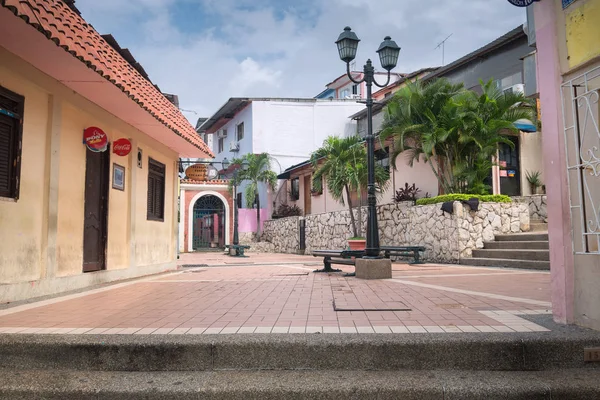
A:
[
  {"left": 519, "top": 130, "right": 545, "bottom": 196},
  {"left": 0, "top": 48, "right": 179, "bottom": 301},
  {"left": 0, "top": 65, "right": 49, "bottom": 284}
]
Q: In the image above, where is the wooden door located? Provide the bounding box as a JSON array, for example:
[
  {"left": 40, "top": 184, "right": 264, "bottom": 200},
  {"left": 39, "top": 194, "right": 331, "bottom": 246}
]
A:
[
  {"left": 82, "top": 147, "right": 110, "bottom": 272},
  {"left": 303, "top": 175, "right": 311, "bottom": 215}
]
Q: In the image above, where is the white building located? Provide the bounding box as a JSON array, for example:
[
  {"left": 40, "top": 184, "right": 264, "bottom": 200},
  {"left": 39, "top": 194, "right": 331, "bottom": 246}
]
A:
[{"left": 198, "top": 97, "right": 365, "bottom": 219}]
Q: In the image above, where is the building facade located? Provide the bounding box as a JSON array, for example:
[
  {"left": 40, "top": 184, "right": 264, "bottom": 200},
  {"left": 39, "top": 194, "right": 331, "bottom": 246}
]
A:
[
  {"left": 197, "top": 98, "right": 365, "bottom": 229},
  {"left": 0, "top": 0, "right": 211, "bottom": 302},
  {"left": 532, "top": 0, "right": 600, "bottom": 330}
]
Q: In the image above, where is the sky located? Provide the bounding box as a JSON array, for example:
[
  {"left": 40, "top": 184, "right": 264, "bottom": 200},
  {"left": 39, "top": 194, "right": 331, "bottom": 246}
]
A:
[{"left": 74, "top": 0, "right": 526, "bottom": 124}]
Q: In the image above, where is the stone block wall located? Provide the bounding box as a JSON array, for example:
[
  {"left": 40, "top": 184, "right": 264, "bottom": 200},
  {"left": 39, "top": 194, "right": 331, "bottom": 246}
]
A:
[
  {"left": 240, "top": 217, "right": 300, "bottom": 253},
  {"left": 243, "top": 201, "right": 530, "bottom": 263},
  {"left": 512, "top": 195, "right": 548, "bottom": 222}
]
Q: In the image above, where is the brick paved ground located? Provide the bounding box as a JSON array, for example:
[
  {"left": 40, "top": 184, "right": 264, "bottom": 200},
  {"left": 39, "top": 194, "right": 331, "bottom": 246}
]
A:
[{"left": 0, "top": 252, "right": 552, "bottom": 334}]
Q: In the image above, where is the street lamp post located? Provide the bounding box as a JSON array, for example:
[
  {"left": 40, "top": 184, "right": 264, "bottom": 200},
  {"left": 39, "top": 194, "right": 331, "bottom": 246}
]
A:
[{"left": 335, "top": 27, "right": 400, "bottom": 258}]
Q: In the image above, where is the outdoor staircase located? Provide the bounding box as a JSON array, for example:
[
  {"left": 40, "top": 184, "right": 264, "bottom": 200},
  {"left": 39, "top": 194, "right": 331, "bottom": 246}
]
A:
[
  {"left": 462, "top": 220, "right": 550, "bottom": 270},
  {"left": 0, "top": 330, "right": 599, "bottom": 398}
]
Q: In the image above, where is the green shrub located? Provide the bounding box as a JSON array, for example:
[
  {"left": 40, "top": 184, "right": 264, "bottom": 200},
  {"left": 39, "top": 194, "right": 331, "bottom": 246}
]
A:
[{"left": 415, "top": 194, "right": 512, "bottom": 206}]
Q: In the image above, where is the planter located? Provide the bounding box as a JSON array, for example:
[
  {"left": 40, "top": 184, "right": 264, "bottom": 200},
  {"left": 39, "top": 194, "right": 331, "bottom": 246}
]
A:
[{"left": 348, "top": 239, "right": 366, "bottom": 251}]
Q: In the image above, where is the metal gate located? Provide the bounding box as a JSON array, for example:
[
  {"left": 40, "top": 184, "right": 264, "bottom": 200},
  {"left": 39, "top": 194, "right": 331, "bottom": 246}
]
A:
[
  {"left": 561, "top": 66, "right": 600, "bottom": 254},
  {"left": 192, "top": 195, "right": 225, "bottom": 250}
]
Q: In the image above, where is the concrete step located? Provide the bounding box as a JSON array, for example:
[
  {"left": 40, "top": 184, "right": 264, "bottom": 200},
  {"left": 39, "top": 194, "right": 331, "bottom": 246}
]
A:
[
  {"left": 495, "top": 232, "right": 549, "bottom": 242},
  {"left": 471, "top": 249, "right": 550, "bottom": 261},
  {"left": 483, "top": 241, "right": 549, "bottom": 250},
  {"left": 460, "top": 257, "right": 550, "bottom": 270},
  {"left": 530, "top": 222, "right": 549, "bottom": 232},
  {"left": 1, "top": 333, "right": 598, "bottom": 372},
  {"left": 0, "top": 369, "right": 599, "bottom": 399}
]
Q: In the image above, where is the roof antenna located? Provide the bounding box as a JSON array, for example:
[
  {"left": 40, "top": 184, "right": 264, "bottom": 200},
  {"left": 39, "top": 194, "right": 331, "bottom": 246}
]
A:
[{"left": 434, "top": 33, "right": 453, "bottom": 66}]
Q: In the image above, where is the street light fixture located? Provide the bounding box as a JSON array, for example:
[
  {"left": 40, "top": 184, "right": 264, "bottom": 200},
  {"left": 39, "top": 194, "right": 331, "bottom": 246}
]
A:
[{"left": 335, "top": 27, "right": 400, "bottom": 258}]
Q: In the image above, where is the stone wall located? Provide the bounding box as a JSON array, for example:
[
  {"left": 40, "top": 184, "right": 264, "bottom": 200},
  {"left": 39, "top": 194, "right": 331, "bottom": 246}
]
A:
[
  {"left": 240, "top": 217, "right": 300, "bottom": 253},
  {"left": 243, "top": 201, "right": 530, "bottom": 263},
  {"left": 512, "top": 195, "right": 548, "bottom": 222}
]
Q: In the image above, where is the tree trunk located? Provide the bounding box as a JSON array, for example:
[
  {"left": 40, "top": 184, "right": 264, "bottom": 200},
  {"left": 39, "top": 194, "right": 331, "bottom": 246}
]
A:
[
  {"left": 255, "top": 189, "right": 261, "bottom": 241},
  {"left": 345, "top": 185, "right": 358, "bottom": 238}
]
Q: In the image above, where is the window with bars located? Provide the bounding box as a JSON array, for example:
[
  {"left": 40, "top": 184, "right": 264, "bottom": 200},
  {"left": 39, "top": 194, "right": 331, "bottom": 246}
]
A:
[
  {"left": 147, "top": 158, "right": 166, "bottom": 221},
  {"left": 218, "top": 137, "right": 224, "bottom": 153},
  {"left": 0, "top": 86, "right": 24, "bottom": 200}
]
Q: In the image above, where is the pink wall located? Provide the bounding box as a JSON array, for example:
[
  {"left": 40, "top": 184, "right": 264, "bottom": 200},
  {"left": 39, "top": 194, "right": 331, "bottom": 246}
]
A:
[
  {"left": 238, "top": 208, "right": 270, "bottom": 233},
  {"left": 534, "top": 1, "right": 575, "bottom": 324}
]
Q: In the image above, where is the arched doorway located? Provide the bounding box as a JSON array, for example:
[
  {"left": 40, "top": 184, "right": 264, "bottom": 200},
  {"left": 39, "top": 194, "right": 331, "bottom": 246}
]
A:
[{"left": 192, "top": 195, "right": 225, "bottom": 250}]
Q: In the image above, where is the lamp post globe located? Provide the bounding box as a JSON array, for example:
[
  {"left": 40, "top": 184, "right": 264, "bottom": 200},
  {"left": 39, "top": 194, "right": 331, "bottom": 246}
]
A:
[
  {"left": 221, "top": 157, "right": 230, "bottom": 170},
  {"left": 376, "top": 36, "right": 401, "bottom": 71},
  {"left": 335, "top": 26, "right": 360, "bottom": 63}
]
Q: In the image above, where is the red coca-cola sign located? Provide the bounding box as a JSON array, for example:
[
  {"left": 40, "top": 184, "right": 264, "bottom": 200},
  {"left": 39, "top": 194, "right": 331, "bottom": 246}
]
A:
[
  {"left": 83, "top": 126, "right": 108, "bottom": 152},
  {"left": 113, "top": 138, "right": 132, "bottom": 156}
]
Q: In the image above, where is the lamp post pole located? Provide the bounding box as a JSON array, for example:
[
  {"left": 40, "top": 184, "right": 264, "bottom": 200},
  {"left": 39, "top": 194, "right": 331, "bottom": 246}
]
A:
[
  {"left": 232, "top": 170, "right": 240, "bottom": 246},
  {"left": 336, "top": 27, "right": 401, "bottom": 258}
]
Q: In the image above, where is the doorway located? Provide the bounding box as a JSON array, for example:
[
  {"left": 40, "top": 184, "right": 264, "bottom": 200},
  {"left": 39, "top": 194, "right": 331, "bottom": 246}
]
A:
[
  {"left": 82, "top": 147, "right": 110, "bottom": 272},
  {"left": 192, "top": 195, "right": 225, "bottom": 250},
  {"left": 303, "top": 175, "right": 311, "bottom": 215},
  {"left": 499, "top": 136, "right": 521, "bottom": 196}
]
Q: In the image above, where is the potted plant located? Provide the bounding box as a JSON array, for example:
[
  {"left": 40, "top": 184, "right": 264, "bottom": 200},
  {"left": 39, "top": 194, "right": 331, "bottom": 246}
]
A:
[
  {"left": 311, "top": 136, "right": 389, "bottom": 251},
  {"left": 526, "top": 170, "right": 543, "bottom": 194}
]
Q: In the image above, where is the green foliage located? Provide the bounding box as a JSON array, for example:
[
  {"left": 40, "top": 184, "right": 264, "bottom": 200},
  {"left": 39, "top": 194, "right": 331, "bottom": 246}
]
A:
[
  {"left": 526, "top": 170, "right": 542, "bottom": 188},
  {"left": 381, "top": 78, "right": 535, "bottom": 195},
  {"left": 311, "top": 135, "right": 390, "bottom": 237},
  {"left": 415, "top": 194, "right": 512, "bottom": 206},
  {"left": 274, "top": 204, "right": 302, "bottom": 218}
]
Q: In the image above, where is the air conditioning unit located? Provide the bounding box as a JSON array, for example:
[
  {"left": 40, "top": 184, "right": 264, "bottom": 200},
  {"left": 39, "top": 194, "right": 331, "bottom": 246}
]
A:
[
  {"left": 504, "top": 83, "right": 525, "bottom": 95},
  {"left": 229, "top": 141, "right": 240, "bottom": 152},
  {"left": 217, "top": 129, "right": 228, "bottom": 139}
]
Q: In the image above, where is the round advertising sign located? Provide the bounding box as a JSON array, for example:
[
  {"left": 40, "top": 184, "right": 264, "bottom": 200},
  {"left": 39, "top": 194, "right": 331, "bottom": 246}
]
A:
[
  {"left": 113, "top": 138, "right": 132, "bottom": 156},
  {"left": 83, "top": 126, "right": 108, "bottom": 152}
]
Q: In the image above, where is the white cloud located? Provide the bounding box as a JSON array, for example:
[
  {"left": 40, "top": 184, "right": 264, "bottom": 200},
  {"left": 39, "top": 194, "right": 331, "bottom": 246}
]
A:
[{"left": 74, "top": 0, "right": 526, "bottom": 123}]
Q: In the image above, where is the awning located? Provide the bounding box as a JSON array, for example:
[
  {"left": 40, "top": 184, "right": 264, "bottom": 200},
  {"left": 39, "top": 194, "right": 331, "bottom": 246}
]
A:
[{"left": 514, "top": 119, "right": 536, "bottom": 132}]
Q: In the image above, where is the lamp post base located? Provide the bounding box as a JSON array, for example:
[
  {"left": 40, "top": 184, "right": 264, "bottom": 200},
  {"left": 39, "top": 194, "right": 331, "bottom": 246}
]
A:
[{"left": 355, "top": 258, "right": 392, "bottom": 279}]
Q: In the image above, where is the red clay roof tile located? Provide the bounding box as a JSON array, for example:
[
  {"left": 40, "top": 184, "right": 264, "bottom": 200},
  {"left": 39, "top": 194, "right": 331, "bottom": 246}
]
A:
[{"left": 1, "top": 0, "right": 212, "bottom": 157}]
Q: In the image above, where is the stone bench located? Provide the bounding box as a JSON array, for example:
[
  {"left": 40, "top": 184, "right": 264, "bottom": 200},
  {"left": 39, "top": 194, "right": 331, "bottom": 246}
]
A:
[
  {"left": 312, "top": 249, "right": 365, "bottom": 273},
  {"left": 224, "top": 244, "right": 251, "bottom": 257}
]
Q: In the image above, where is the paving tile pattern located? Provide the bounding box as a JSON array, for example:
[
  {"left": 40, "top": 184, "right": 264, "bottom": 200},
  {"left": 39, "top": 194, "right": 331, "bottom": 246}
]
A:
[{"left": 0, "top": 253, "right": 552, "bottom": 334}]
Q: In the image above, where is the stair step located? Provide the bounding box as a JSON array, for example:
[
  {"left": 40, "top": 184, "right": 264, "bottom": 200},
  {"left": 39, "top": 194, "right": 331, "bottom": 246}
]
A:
[
  {"left": 460, "top": 257, "right": 550, "bottom": 270},
  {"left": 1, "top": 334, "right": 598, "bottom": 371},
  {"left": 530, "top": 222, "right": 549, "bottom": 232},
  {"left": 472, "top": 249, "right": 550, "bottom": 261},
  {"left": 0, "top": 369, "right": 598, "bottom": 399},
  {"left": 484, "top": 241, "right": 549, "bottom": 250},
  {"left": 496, "top": 232, "right": 549, "bottom": 242}
]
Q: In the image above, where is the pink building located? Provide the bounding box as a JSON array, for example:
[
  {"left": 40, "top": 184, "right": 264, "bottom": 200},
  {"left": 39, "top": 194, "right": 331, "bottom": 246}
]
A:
[{"left": 532, "top": 0, "right": 600, "bottom": 330}]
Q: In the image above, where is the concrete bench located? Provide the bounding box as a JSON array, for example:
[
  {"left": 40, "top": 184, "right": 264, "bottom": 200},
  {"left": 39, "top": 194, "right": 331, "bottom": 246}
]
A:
[
  {"left": 224, "top": 244, "right": 251, "bottom": 257},
  {"left": 381, "top": 246, "right": 426, "bottom": 264},
  {"left": 312, "top": 249, "right": 365, "bottom": 273}
]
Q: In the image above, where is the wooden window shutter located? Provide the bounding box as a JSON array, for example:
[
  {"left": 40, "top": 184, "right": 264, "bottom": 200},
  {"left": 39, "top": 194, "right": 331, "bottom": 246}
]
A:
[
  {"left": 0, "top": 86, "right": 24, "bottom": 200},
  {"left": 147, "top": 158, "right": 166, "bottom": 220}
]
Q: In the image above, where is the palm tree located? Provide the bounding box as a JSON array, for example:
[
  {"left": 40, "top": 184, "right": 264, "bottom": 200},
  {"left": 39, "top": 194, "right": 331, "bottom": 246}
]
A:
[
  {"left": 381, "top": 78, "right": 535, "bottom": 194},
  {"left": 228, "top": 153, "right": 277, "bottom": 240},
  {"left": 311, "top": 136, "right": 389, "bottom": 238},
  {"left": 380, "top": 78, "right": 464, "bottom": 193}
]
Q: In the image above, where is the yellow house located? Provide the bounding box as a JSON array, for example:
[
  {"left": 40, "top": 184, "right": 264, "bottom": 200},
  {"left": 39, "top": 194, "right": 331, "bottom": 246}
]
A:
[{"left": 0, "top": 0, "right": 212, "bottom": 303}]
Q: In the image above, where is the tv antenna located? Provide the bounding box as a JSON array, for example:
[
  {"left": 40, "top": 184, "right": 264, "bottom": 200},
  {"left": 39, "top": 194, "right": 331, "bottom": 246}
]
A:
[{"left": 434, "top": 33, "right": 453, "bottom": 66}]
